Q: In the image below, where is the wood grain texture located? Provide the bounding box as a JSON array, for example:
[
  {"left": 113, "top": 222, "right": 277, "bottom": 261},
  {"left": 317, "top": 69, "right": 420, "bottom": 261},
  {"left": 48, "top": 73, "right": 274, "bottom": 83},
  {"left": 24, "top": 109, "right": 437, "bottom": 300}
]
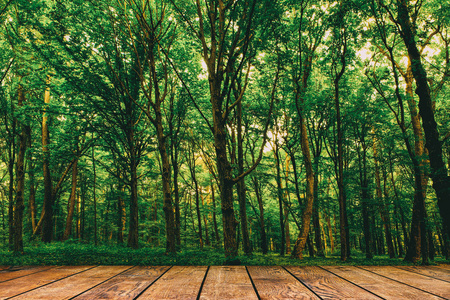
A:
[
  {"left": 73, "top": 266, "right": 170, "bottom": 300},
  {"left": 359, "top": 266, "right": 450, "bottom": 299},
  {"left": 137, "top": 266, "right": 207, "bottom": 300},
  {"left": 199, "top": 266, "right": 257, "bottom": 300},
  {"left": 286, "top": 266, "right": 381, "bottom": 300},
  {"left": 11, "top": 265, "right": 131, "bottom": 300},
  {"left": 396, "top": 266, "right": 450, "bottom": 283},
  {"left": 323, "top": 265, "right": 442, "bottom": 300},
  {"left": 0, "top": 266, "right": 92, "bottom": 300},
  {"left": 248, "top": 266, "right": 320, "bottom": 300},
  {"left": 436, "top": 264, "right": 450, "bottom": 270},
  {"left": 0, "top": 266, "right": 53, "bottom": 283}
]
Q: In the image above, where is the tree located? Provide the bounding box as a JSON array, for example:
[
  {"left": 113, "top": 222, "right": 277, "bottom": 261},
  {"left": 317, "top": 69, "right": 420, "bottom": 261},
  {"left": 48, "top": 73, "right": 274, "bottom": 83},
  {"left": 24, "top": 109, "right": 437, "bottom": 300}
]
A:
[
  {"left": 395, "top": 0, "right": 450, "bottom": 258},
  {"left": 170, "top": 0, "right": 277, "bottom": 259}
]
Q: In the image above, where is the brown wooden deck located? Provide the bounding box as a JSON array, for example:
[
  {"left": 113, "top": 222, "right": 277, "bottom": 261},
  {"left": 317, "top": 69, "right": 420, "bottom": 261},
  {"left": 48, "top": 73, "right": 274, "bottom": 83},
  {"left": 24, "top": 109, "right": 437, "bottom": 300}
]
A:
[{"left": 0, "top": 265, "right": 449, "bottom": 299}]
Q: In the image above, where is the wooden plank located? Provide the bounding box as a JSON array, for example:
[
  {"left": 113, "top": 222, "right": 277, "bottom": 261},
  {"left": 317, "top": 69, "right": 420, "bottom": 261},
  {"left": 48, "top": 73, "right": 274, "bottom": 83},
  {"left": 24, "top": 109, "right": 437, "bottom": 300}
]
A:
[
  {"left": 0, "top": 266, "right": 53, "bottom": 283},
  {"left": 285, "top": 266, "right": 381, "bottom": 300},
  {"left": 436, "top": 264, "right": 450, "bottom": 270},
  {"left": 359, "top": 266, "right": 450, "bottom": 298},
  {"left": 323, "top": 265, "right": 442, "bottom": 300},
  {"left": 248, "top": 266, "right": 320, "bottom": 300},
  {"left": 199, "top": 266, "right": 257, "bottom": 300},
  {"left": 73, "top": 266, "right": 170, "bottom": 300},
  {"left": 396, "top": 266, "right": 450, "bottom": 282},
  {"left": 138, "top": 266, "right": 207, "bottom": 300},
  {"left": 0, "top": 266, "right": 92, "bottom": 300},
  {"left": 11, "top": 265, "right": 131, "bottom": 300}
]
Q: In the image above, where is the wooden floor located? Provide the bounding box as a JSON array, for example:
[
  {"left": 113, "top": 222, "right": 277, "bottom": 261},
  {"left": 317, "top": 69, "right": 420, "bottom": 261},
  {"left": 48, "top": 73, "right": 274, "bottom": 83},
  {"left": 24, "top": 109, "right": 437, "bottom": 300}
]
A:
[{"left": 0, "top": 265, "right": 449, "bottom": 299}]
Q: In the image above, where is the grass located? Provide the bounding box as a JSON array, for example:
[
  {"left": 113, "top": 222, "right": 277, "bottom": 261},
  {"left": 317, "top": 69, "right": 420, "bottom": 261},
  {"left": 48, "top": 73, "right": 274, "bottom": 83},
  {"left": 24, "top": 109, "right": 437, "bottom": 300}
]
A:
[{"left": 1, "top": 242, "right": 448, "bottom": 266}]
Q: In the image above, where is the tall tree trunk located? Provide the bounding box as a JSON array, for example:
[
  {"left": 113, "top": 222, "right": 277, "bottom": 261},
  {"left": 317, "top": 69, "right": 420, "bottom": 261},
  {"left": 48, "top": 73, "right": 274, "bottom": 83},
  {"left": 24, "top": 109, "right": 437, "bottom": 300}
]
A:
[
  {"left": 13, "top": 85, "right": 26, "bottom": 253},
  {"left": 252, "top": 177, "right": 268, "bottom": 254},
  {"left": 76, "top": 189, "right": 81, "bottom": 239},
  {"left": 291, "top": 113, "right": 315, "bottom": 259},
  {"left": 41, "top": 77, "right": 53, "bottom": 243},
  {"left": 291, "top": 55, "right": 316, "bottom": 258},
  {"left": 191, "top": 154, "right": 203, "bottom": 249},
  {"left": 127, "top": 128, "right": 139, "bottom": 249},
  {"left": 326, "top": 214, "right": 335, "bottom": 254},
  {"left": 397, "top": 0, "right": 450, "bottom": 254},
  {"left": 283, "top": 156, "right": 292, "bottom": 255},
  {"left": 381, "top": 165, "right": 396, "bottom": 258},
  {"left": 237, "top": 100, "right": 251, "bottom": 255},
  {"left": 7, "top": 112, "right": 15, "bottom": 249},
  {"left": 155, "top": 113, "right": 176, "bottom": 253},
  {"left": 284, "top": 202, "right": 291, "bottom": 255},
  {"left": 274, "top": 143, "right": 285, "bottom": 256},
  {"left": 211, "top": 180, "right": 220, "bottom": 246},
  {"left": 117, "top": 173, "right": 126, "bottom": 244},
  {"left": 172, "top": 145, "right": 181, "bottom": 246},
  {"left": 92, "top": 142, "right": 97, "bottom": 245},
  {"left": 62, "top": 157, "right": 78, "bottom": 241},
  {"left": 210, "top": 88, "right": 239, "bottom": 258},
  {"left": 358, "top": 136, "right": 373, "bottom": 259},
  {"left": 201, "top": 192, "right": 211, "bottom": 247},
  {"left": 26, "top": 124, "right": 37, "bottom": 233},
  {"left": 312, "top": 164, "right": 324, "bottom": 257},
  {"left": 373, "top": 137, "right": 395, "bottom": 258},
  {"left": 334, "top": 68, "right": 349, "bottom": 261}
]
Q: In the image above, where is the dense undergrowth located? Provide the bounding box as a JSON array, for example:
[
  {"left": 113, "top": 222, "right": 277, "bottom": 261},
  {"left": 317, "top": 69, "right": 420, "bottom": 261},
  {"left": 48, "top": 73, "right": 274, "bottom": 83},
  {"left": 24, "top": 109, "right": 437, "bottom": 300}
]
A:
[{"left": 1, "top": 242, "right": 448, "bottom": 266}]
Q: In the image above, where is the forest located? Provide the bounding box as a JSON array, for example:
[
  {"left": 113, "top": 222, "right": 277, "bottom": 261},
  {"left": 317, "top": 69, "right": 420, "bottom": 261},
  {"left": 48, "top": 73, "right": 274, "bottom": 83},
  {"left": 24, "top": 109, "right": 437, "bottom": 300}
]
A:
[{"left": 0, "top": 0, "right": 449, "bottom": 266}]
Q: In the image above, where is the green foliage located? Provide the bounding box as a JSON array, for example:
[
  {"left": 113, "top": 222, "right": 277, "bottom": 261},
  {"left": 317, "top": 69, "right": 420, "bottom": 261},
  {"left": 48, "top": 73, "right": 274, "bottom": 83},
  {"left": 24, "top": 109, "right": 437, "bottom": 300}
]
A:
[{"left": 1, "top": 243, "right": 447, "bottom": 266}]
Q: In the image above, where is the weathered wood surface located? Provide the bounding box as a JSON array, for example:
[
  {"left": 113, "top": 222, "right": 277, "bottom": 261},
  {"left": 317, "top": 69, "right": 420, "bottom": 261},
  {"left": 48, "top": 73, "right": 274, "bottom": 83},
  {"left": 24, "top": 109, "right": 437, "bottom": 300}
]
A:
[
  {"left": 11, "top": 266, "right": 131, "bottom": 300},
  {"left": 73, "top": 266, "right": 170, "bottom": 300},
  {"left": 248, "top": 266, "right": 320, "bottom": 299},
  {"left": 0, "top": 266, "right": 92, "bottom": 300},
  {"left": 359, "top": 265, "right": 450, "bottom": 299},
  {"left": 286, "top": 266, "right": 381, "bottom": 299},
  {"left": 137, "top": 266, "right": 207, "bottom": 300},
  {"left": 200, "top": 266, "right": 257, "bottom": 300},
  {"left": 0, "top": 265, "right": 448, "bottom": 299},
  {"left": 0, "top": 266, "right": 53, "bottom": 283},
  {"left": 397, "top": 265, "right": 450, "bottom": 283},
  {"left": 323, "top": 265, "right": 444, "bottom": 300},
  {"left": 436, "top": 264, "right": 450, "bottom": 270}
]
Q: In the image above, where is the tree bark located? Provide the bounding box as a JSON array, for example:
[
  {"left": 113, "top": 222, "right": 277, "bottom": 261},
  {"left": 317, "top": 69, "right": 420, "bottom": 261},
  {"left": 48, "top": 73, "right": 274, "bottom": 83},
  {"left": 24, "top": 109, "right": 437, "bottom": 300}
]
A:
[
  {"left": 62, "top": 157, "right": 78, "bottom": 241},
  {"left": 155, "top": 110, "right": 176, "bottom": 253},
  {"left": 92, "top": 142, "right": 97, "bottom": 245},
  {"left": 7, "top": 109, "right": 15, "bottom": 249},
  {"left": 397, "top": 0, "right": 450, "bottom": 252},
  {"left": 274, "top": 142, "right": 286, "bottom": 256},
  {"left": 41, "top": 77, "right": 53, "bottom": 243},
  {"left": 13, "top": 85, "right": 26, "bottom": 253},
  {"left": 117, "top": 172, "right": 126, "bottom": 244},
  {"left": 190, "top": 149, "right": 203, "bottom": 249},
  {"left": 126, "top": 118, "right": 139, "bottom": 249},
  {"left": 312, "top": 169, "right": 324, "bottom": 257},
  {"left": 252, "top": 176, "right": 268, "bottom": 254},
  {"left": 211, "top": 180, "right": 221, "bottom": 246},
  {"left": 334, "top": 64, "right": 350, "bottom": 261},
  {"left": 291, "top": 111, "right": 315, "bottom": 259},
  {"left": 381, "top": 165, "right": 396, "bottom": 258},
  {"left": 358, "top": 131, "right": 373, "bottom": 259},
  {"left": 26, "top": 124, "right": 37, "bottom": 233},
  {"left": 237, "top": 100, "right": 251, "bottom": 255},
  {"left": 171, "top": 140, "right": 181, "bottom": 246}
]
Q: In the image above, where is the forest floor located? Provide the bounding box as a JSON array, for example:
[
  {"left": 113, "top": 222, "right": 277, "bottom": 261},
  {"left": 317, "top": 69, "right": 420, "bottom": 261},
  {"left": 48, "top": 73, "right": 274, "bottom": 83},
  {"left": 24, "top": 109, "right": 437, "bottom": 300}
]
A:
[{"left": 0, "top": 242, "right": 449, "bottom": 266}]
